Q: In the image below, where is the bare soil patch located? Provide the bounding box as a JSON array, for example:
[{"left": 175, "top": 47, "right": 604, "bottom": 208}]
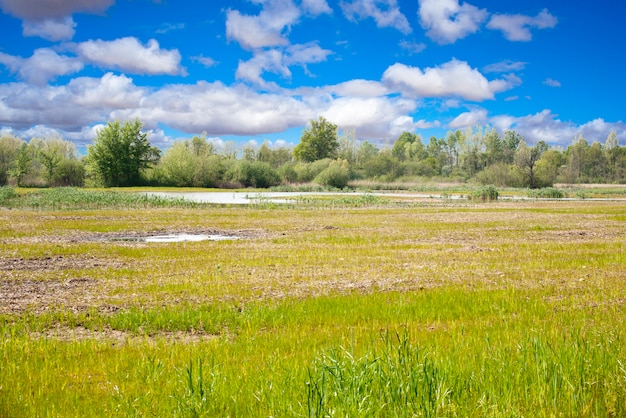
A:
[
  {"left": 0, "top": 277, "right": 118, "bottom": 314},
  {"left": 29, "top": 325, "right": 220, "bottom": 345}
]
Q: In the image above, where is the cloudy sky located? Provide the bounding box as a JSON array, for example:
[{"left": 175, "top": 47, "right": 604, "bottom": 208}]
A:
[{"left": 0, "top": 0, "right": 624, "bottom": 152}]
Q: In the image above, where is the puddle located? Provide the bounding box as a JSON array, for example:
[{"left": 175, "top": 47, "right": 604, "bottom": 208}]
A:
[
  {"left": 145, "top": 234, "right": 238, "bottom": 243},
  {"left": 108, "top": 233, "right": 240, "bottom": 243}
]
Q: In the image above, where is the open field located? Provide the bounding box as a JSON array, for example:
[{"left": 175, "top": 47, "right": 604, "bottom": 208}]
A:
[{"left": 1, "top": 189, "right": 625, "bottom": 416}]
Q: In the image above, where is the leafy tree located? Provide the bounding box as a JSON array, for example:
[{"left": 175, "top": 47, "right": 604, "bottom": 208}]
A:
[
  {"left": 484, "top": 128, "right": 504, "bottom": 166},
  {"left": 535, "top": 149, "right": 564, "bottom": 187},
  {"left": 87, "top": 120, "right": 160, "bottom": 187},
  {"left": 0, "top": 135, "right": 23, "bottom": 185},
  {"left": 10, "top": 143, "right": 33, "bottom": 186},
  {"left": 33, "top": 137, "right": 82, "bottom": 186},
  {"left": 293, "top": 117, "right": 339, "bottom": 162},
  {"left": 514, "top": 140, "right": 548, "bottom": 188},
  {"left": 605, "top": 131, "right": 623, "bottom": 181},
  {"left": 338, "top": 129, "right": 357, "bottom": 164},
  {"left": 503, "top": 130, "right": 523, "bottom": 163},
  {"left": 391, "top": 132, "right": 425, "bottom": 161}
]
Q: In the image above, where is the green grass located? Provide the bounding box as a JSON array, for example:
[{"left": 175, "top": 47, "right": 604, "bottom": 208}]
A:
[{"left": 1, "top": 189, "right": 625, "bottom": 416}]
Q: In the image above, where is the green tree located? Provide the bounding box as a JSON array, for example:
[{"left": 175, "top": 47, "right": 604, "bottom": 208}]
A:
[
  {"left": 392, "top": 132, "right": 425, "bottom": 161},
  {"left": 34, "top": 137, "right": 82, "bottom": 186},
  {"left": 605, "top": 131, "right": 623, "bottom": 181},
  {"left": 87, "top": 120, "right": 160, "bottom": 187},
  {"left": 0, "top": 135, "right": 23, "bottom": 185},
  {"left": 503, "top": 130, "right": 523, "bottom": 163},
  {"left": 293, "top": 117, "right": 339, "bottom": 162},
  {"left": 11, "top": 143, "right": 33, "bottom": 186},
  {"left": 514, "top": 140, "right": 548, "bottom": 188}
]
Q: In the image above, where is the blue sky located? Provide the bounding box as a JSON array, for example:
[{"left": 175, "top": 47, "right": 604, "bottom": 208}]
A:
[{"left": 0, "top": 0, "right": 625, "bottom": 153}]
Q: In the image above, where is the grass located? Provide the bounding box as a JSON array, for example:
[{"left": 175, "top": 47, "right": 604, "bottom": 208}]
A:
[{"left": 1, "top": 189, "right": 625, "bottom": 416}]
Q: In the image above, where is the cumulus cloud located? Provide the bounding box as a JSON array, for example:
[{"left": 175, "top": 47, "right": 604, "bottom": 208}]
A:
[
  {"left": 490, "top": 109, "right": 626, "bottom": 146},
  {"left": 418, "top": 0, "right": 487, "bottom": 44},
  {"left": 341, "top": 0, "right": 411, "bottom": 34},
  {"left": 320, "top": 95, "right": 418, "bottom": 139},
  {"left": 449, "top": 108, "right": 488, "bottom": 128},
  {"left": 382, "top": 59, "right": 517, "bottom": 101},
  {"left": 0, "top": 0, "right": 114, "bottom": 20},
  {"left": 0, "top": 0, "right": 114, "bottom": 40},
  {"left": 236, "top": 43, "right": 332, "bottom": 87},
  {"left": 75, "top": 37, "right": 185, "bottom": 75},
  {"left": 0, "top": 49, "right": 84, "bottom": 85},
  {"left": 22, "top": 17, "right": 76, "bottom": 41},
  {"left": 328, "top": 79, "right": 389, "bottom": 97},
  {"left": 113, "top": 81, "right": 315, "bottom": 135},
  {"left": 301, "top": 0, "right": 332, "bottom": 15},
  {"left": 487, "top": 9, "right": 557, "bottom": 41},
  {"left": 226, "top": 0, "right": 301, "bottom": 50}
]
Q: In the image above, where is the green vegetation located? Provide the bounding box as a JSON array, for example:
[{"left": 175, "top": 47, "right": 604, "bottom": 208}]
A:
[
  {"left": 1, "top": 119, "right": 626, "bottom": 189},
  {"left": 86, "top": 119, "right": 160, "bottom": 187},
  {"left": 1, "top": 191, "right": 625, "bottom": 416}
]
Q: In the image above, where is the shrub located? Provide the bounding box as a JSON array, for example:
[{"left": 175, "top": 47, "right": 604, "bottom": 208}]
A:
[
  {"left": 225, "top": 160, "right": 280, "bottom": 188},
  {"left": 527, "top": 187, "right": 564, "bottom": 199},
  {"left": 468, "top": 185, "right": 499, "bottom": 201},
  {"left": 314, "top": 160, "right": 350, "bottom": 189},
  {"left": 0, "top": 186, "right": 17, "bottom": 205}
]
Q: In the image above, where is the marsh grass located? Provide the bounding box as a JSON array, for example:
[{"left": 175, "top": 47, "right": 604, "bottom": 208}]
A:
[
  {"left": 1, "top": 194, "right": 625, "bottom": 416},
  {"left": 1, "top": 187, "right": 201, "bottom": 210}
]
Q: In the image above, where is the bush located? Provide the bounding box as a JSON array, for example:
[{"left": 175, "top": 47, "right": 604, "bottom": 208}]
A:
[
  {"left": 475, "top": 163, "right": 522, "bottom": 187},
  {"left": 527, "top": 187, "right": 564, "bottom": 199},
  {"left": 0, "top": 186, "right": 17, "bottom": 205},
  {"left": 314, "top": 160, "right": 350, "bottom": 189},
  {"left": 225, "top": 160, "right": 280, "bottom": 188},
  {"left": 468, "top": 185, "right": 499, "bottom": 201}
]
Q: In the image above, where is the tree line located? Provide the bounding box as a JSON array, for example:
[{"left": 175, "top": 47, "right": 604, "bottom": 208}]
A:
[{"left": 1, "top": 117, "right": 625, "bottom": 189}]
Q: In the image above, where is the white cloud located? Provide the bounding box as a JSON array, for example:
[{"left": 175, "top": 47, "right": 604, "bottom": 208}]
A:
[
  {"left": 382, "top": 59, "right": 517, "bottom": 101},
  {"left": 390, "top": 116, "right": 439, "bottom": 137},
  {"left": 0, "top": 49, "right": 84, "bottom": 85},
  {"left": 69, "top": 73, "right": 145, "bottom": 109},
  {"left": 226, "top": 0, "right": 301, "bottom": 50},
  {"left": 0, "top": 0, "right": 114, "bottom": 20},
  {"left": 418, "top": 0, "right": 487, "bottom": 44},
  {"left": 320, "top": 96, "right": 418, "bottom": 139},
  {"left": 112, "top": 81, "right": 315, "bottom": 136},
  {"left": 449, "top": 108, "right": 488, "bottom": 128},
  {"left": 543, "top": 78, "right": 561, "bottom": 87},
  {"left": 236, "top": 43, "right": 332, "bottom": 87},
  {"left": 341, "top": 0, "right": 411, "bottom": 34},
  {"left": 22, "top": 17, "right": 76, "bottom": 41},
  {"left": 191, "top": 55, "right": 217, "bottom": 68},
  {"left": 0, "top": 0, "right": 114, "bottom": 40},
  {"left": 487, "top": 9, "right": 557, "bottom": 41},
  {"left": 490, "top": 109, "right": 626, "bottom": 146},
  {"left": 399, "top": 40, "right": 426, "bottom": 55},
  {"left": 236, "top": 49, "right": 289, "bottom": 88},
  {"left": 301, "top": 0, "right": 332, "bottom": 15},
  {"left": 483, "top": 60, "right": 526, "bottom": 74},
  {"left": 329, "top": 79, "right": 389, "bottom": 97},
  {"left": 75, "top": 37, "right": 186, "bottom": 75}
]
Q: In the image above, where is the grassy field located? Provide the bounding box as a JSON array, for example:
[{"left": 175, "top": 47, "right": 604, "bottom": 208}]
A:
[{"left": 1, "top": 188, "right": 625, "bottom": 416}]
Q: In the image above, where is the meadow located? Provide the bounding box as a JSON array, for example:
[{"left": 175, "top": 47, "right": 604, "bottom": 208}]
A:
[{"left": 1, "top": 187, "right": 625, "bottom": 416}]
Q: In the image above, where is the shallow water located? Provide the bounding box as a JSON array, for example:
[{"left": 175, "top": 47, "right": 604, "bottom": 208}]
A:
[{"left": 145, "top": 234, "right": 238, "bottom": 243}]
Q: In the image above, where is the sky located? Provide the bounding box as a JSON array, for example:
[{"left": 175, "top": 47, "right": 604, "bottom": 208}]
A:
[{"left": 0, "top": 0, "right": 625, "bottom": 153}]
